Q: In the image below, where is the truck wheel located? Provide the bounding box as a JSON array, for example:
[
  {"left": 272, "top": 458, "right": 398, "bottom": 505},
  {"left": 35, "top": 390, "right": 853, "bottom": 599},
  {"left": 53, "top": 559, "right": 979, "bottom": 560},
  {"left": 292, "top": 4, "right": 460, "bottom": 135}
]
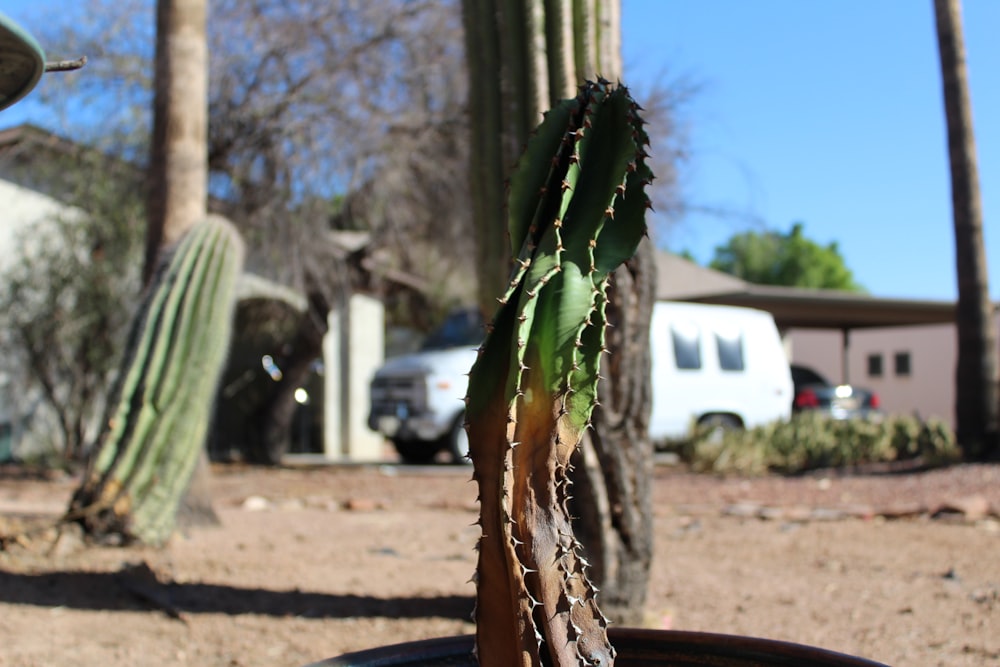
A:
[
  {"left": 392, "top": 438, "right": 439, "bottom": 465},
  {"left": 698, "top": 414, "right": 742, "bottom": 444},
  {"left": 444, "top": 414, "right": 470, "bottom": 464}
]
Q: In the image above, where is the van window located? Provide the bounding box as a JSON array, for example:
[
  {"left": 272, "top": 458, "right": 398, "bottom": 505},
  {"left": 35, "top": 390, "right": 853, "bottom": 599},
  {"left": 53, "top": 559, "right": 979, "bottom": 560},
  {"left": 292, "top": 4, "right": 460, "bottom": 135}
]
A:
[
  {"left": 671, "top": 322, "right": 701, "bottom": 370},
  {"left": 715, "top": 330, "right": 745, "bottom": 371}
]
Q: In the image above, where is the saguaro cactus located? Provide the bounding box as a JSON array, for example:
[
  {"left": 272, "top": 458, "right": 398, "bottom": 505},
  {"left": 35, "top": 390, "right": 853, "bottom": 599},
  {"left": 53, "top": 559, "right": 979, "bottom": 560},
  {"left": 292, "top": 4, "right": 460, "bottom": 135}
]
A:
[
  {"left": 466, "top": 79, "right": 651, "bottom": 667},
  {"left": 462, "top": 0, "right": 622, "bottom": 315},
  {"left": 69, "top": 215, "right": 244, "bottom": 545}
]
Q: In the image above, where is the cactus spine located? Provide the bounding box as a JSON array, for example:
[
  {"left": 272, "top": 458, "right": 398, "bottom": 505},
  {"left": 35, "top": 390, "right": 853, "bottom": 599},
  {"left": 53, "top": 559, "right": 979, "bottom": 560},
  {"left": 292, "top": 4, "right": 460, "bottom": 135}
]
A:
[
  {"left": 69, "top": 215, "right": 244, "bottom": 545},
  {"left": 466, "top": 79, "right": 652, "bottom": 667}
]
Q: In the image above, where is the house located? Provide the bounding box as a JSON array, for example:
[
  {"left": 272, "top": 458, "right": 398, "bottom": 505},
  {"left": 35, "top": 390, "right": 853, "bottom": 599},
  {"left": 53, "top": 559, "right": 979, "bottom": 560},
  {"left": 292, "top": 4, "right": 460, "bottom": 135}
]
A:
[
  {"left": 656, "top": 252, "right": 965, "bottom": 426},
  {"left": 0, "top": 124, "right": 387, "bottom": 463},
  {"left": 788, "top": 323, "right": 967, "bottom": 423}
]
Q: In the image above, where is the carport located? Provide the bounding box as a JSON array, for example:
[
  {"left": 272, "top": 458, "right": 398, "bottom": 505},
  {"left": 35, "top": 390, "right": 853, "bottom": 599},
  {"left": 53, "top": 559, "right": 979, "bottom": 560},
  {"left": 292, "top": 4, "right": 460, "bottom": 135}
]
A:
[{"left": 655, "top": 252, "right": 957, "bottom": 383}]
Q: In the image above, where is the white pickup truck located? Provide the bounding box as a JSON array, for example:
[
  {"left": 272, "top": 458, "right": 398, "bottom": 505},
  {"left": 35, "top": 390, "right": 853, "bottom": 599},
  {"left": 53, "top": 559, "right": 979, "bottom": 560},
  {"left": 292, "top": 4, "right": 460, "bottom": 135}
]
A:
[{"left": 368, "top": 302, "right": 793, "bottom": 464}]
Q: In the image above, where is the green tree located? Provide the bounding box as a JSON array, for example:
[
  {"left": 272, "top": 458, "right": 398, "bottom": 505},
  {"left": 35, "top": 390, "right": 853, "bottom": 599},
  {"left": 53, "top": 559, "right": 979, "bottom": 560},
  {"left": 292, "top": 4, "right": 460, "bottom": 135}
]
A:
[
  {"left": 709, "top": 222, "right": 864, "bottom": 291},
  {"left": 933, "top": 0, "right": 998, "bottom": 460}
]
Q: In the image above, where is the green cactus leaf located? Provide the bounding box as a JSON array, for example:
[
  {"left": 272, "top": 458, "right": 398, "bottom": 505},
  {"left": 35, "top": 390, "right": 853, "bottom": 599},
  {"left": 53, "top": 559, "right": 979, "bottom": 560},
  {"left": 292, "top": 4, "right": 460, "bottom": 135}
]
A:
[
  {"left": 592, "top": 97, "right": 653, "bottom": 276},
  {"left": 567, "top": 284, "right": 607, "bottom": 425},
  {"left": 507, "top": 97, "right": 577, "bottom": 257},
  {"left": 563, "top": 97, "right": 633, "bottom": 225},
  {"left": 520, "top": 259, "right": 596, "bottom": 395},
  {"left": 466, "top": 284, "right": 522, "bottom": 419}
]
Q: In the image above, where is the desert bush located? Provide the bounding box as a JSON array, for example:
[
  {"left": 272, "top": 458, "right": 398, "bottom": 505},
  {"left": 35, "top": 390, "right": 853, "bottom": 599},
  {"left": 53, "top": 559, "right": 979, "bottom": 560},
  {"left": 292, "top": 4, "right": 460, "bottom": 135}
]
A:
[{"left": 688, "top": 413, "right": 960, "bottom": 475}]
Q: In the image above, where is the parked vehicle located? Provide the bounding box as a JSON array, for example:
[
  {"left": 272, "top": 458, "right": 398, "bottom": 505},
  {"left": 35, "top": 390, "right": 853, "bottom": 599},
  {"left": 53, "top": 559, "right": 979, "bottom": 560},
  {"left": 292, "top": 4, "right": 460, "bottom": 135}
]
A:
[
  {"left": 790, "top": 363, "right": 880, "bottom": 420},
  {"left": 369, "top": 303, "right": 793, "bottom": 464},
  {"left": 368, "top": 309, "right": 479, "bottom": 464},
  {"left": 648, "top": 302, "right": 792, "bottom": 442}
]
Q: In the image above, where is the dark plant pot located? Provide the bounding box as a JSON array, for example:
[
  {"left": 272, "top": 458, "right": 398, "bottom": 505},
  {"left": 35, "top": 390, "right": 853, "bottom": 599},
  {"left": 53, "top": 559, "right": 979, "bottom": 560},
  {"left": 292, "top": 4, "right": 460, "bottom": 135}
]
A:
[{"left": 307, "top": 629, "right": 889, "bottom": 666}]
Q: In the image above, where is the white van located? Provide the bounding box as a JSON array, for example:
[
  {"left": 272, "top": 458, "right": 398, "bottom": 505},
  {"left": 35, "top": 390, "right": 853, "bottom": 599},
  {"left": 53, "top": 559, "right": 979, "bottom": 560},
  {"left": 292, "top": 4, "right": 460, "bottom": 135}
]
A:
[
  {"left": 368, "top": 302, "right": 792, "bottom": 463},
  {"left": 648, "top": 302, "right": 792, "bottom": 441}
]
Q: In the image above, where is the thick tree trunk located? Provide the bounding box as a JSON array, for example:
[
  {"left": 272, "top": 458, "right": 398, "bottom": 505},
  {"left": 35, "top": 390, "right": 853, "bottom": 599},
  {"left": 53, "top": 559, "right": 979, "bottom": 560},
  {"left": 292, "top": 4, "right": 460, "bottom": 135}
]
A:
[
  {"left": 571, "top": 238, "right": 656, "bottom": 626},
  {"left": 933, "top": 0, "right": 999, "bottom": 460},
  {"left": 246, "top": 304, "right": 328, "bottom": 465}
]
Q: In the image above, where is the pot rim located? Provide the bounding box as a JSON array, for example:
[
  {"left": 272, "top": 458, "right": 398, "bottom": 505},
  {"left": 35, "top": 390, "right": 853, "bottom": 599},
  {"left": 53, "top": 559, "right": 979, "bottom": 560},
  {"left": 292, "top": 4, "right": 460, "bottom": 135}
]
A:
[{"left": 307, "top": 628, "right": 890, "bottom": 667}]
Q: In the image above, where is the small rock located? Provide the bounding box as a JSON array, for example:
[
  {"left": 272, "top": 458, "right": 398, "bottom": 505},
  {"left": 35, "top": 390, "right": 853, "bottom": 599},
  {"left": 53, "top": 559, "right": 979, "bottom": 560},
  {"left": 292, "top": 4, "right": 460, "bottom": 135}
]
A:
[
  {"left": 241, "top": 495, "right": 271, "bottom": 512},
  {"left": 673, "top": 517, "right": 702, "bottom": 536},
  {"left": 344, "top": 497, "right": 383, "bottom": 511},
  {"left": 878, "top": 502, "right": 926, "bottom": 519},
  {"left": 722, "top": 502, "right": 761, "bottom": 518},
  {"left": 934, "top": 495, "right": 991, "bottom": 522},
  {"left": 277, "top": 498, "right": 304, "bottom": 511},
  {"left": 970, "top": 586, "right": 999, "bottom": 606},
  {"left": 978, "top": 518, "right": 999, "bottom": 533},
  {"left": 843, "top": 504, "right": 876, "bottom": 520},
  {"left": 810, "top": 508, "right": 848, "bottom": 522},
  {"left": 370, "top": 546, "right": 400, "bottom": 557},
  {"left": 759, "top": 506, "right": 786, "bottom": 521},
  {"left": 783, "top": 506, "right": 813, "bottom": 522},
  {"left": 51, "top": 522, "right": 85, "bottom": 557}
]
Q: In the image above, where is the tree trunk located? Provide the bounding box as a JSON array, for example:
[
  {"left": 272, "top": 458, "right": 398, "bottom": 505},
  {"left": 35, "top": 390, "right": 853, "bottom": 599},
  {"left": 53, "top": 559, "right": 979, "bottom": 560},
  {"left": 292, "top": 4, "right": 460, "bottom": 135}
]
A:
[
  {"left": 145, "top": 0, "right": 208, "bottom": 285},
  {"left": 245, "top": 297, "right": 329, "bottom": 465},
  {"left": 570, "top": 239, "right": 656, "bottom": 626},
  {"left": 933, "top": 0, "right": 999, "bottom": 460}
]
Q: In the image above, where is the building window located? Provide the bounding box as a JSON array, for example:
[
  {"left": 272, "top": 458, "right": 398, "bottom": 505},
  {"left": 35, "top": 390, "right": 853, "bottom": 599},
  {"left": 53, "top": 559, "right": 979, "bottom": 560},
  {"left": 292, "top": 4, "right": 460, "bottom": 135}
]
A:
[
  {"left": 867, "top": 353, "right": 883, "bottom": 378},
  {"left": 894, "top": 351, "right": 911, "bottom": 377},
  {"left": 671, "top": 322, "right": 701, "bottom": 370},
  {"left": 716, "top": 330, "right": 745, "bottom": 371}
]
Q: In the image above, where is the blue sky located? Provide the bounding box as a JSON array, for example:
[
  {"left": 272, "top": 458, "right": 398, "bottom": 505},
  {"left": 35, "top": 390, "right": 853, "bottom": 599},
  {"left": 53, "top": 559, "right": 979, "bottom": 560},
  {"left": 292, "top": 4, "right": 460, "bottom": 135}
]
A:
[
  {"left": 3, "top": 1, "right": 998, "bottom": 301},
  {"left": 621, "top": 1, "right": 1000, "bottom": 301}
]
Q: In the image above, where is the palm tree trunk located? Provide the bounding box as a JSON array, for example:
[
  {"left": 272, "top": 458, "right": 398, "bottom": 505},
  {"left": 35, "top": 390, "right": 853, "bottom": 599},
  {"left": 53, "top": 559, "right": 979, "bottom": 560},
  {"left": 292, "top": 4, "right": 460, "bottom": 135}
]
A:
[
  {"left": 145, "top": 0, "right": 208, "bottom": 284},
  {"left": 933, "top": 0, "right": 999, "bottom": 459}
]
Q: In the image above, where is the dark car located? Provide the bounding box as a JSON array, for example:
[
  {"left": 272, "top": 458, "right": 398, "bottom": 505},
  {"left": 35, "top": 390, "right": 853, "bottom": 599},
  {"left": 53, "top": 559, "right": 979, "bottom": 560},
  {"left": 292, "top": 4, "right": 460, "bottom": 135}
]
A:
[{"left": 790, "top": 364, "right": 880, "bottom": 420}]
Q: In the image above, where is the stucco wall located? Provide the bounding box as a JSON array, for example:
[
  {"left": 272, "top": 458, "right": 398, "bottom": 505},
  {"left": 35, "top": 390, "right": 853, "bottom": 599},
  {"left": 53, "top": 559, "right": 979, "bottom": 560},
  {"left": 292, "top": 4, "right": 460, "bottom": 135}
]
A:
[
  {"left": 787, "top": 319, "right": 985, "bottom": 427},
  {"left": 0, "top": 178, "right": 76, "bottom": 271}
]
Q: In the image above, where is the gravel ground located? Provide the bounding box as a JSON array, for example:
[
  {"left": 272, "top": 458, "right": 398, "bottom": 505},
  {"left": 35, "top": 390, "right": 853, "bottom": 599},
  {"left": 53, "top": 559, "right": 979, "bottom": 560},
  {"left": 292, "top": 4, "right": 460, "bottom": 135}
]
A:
[{"left": 0, "top": 462, "right": 998, "bottom": 667}]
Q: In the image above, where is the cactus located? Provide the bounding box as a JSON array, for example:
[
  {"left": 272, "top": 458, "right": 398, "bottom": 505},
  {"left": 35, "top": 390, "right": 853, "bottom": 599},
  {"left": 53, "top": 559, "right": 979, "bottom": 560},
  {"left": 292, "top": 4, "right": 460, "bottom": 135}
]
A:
[
  {"left": 68, "top": 215, "right": 244, "bottom": 545},
  {"left": 466, "top": 79, "right": 652, "bottom": 667},
  {"left": 463, "top": 0, "right": 622, "bottom": 316}
]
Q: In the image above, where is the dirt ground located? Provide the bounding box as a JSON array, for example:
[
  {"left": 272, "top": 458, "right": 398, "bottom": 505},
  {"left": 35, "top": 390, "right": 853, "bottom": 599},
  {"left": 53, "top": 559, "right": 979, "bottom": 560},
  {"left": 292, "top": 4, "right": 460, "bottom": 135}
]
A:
[{"left": 1, "top": 460, "right": 998, "bottom": 667}]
